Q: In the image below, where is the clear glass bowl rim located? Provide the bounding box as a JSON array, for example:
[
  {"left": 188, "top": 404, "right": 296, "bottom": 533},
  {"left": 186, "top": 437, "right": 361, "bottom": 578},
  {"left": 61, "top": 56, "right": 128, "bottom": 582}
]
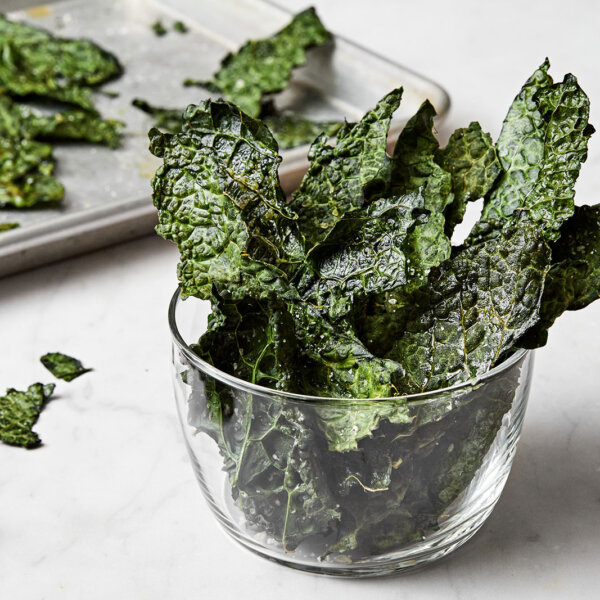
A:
[{"left": 169, "top": 287, "right": 529, "bottom": 406}]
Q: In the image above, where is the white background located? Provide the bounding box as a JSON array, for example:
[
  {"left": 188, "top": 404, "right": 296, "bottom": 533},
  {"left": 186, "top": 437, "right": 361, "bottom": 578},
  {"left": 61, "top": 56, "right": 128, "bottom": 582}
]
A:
[{"left": 1, "top": 0, "right": 599, "bottom": 597}]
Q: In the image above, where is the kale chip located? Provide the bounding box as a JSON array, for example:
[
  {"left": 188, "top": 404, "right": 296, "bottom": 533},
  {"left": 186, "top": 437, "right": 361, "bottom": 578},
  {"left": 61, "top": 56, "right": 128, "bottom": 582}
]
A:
[
  {"left": 0, "top": 383, "right": 55, "bottom": 448},
  {"left": 0, "top": 134, "right": 63, "bottom": 208},
  {"left": 183, "top": 7, "right": 331, "bottom": 118},
  {"left": 0, "top": 95, "right": 123, "bottom": 148},
  {"left": 0, "top": 15, "right": 123, "bottom": 208},
  {"left": 137, "top": 8, "right": 343, "bottom": 150},
  {"left": 0, "top": 14, "right": 122, "bottom": 110},
  {"left": 40, "top": 352, "right": 92, "bottom": 382}
]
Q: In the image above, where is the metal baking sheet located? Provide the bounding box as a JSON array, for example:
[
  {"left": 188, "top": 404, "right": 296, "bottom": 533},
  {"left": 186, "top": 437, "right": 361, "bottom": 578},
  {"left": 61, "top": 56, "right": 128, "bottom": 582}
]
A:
[{"left": 0, "top": 0, "right": 450, "bottom": 277}]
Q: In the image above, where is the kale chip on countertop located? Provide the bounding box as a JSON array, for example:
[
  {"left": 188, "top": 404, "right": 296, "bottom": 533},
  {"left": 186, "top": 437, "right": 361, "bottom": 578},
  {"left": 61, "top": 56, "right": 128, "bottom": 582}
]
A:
[
  {"left": 0, "top": 383, "right": 55, "bottom": 448},
  {"left": 40, "top": 352, "right": 92, "bottom": 382}
]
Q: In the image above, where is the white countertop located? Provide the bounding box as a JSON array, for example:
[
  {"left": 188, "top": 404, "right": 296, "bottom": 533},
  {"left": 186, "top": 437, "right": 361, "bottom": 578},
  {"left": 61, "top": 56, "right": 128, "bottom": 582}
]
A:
[{"left": 1, "top": 0, "right": 600, "bottom": 597}]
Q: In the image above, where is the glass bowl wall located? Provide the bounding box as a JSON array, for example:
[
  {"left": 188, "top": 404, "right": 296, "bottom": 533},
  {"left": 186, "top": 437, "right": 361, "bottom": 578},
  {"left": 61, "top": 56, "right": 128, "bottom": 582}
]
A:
[{"left": 169, "top": 289, "right": 534, "bottom": 577}]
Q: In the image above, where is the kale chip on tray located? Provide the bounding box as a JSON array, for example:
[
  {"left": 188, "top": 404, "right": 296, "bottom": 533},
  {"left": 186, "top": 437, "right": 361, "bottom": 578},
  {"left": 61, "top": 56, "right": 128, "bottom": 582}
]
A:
[{"left": 0, "top": 14, "right": 123, "bottom": 209}]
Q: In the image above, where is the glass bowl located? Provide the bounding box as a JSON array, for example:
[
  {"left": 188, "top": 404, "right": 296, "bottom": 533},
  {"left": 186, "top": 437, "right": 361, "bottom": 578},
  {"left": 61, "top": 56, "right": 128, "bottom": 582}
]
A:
[{"left": 169, "top": 288, "right": 534, "bottom": 577}]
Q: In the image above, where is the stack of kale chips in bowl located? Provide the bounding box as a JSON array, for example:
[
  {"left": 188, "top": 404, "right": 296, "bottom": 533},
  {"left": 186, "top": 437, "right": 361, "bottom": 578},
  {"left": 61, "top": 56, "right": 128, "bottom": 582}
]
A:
[{"left": 154, "top": 60, "right": 598, "bottom": 575}]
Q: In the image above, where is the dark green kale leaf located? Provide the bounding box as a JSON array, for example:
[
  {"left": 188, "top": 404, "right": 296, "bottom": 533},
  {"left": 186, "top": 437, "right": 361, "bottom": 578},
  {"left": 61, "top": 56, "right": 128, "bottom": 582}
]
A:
[
  {"left": 0, "top": 135, "right": 63, "bottom": 208},
  {"left": 290, "top": 302, "right": 403, "bottom": 400},
  {"left": 183, "top": 8, "right": 331, "bottom": 118},
  {"left": 520, "top": 203, "right": 600, "bottom": 348},
  {"left": 151, "top": 20, "right": 167, "bottom": 36},
  {"left": 132, "top": 98, "right": 183, "bottom": 134},
  {"left": 297, "top": 194, "right": 432, "bottom": 320},
  {"left": 197, "top": 392, "right": 340, "bottom": 552},
  {"left": 0, "top": 383, "right": 55, "bottom": 448},
  {"left": 389, "top": 99, "right": 453, "bottom": 280},
  {"left": 289, "top": 88, "right": 402, "bottom": 248},
  {"left": 0, "top": 95, "right": 122, "bottom": 148},
  {"left": 477, "top": 60, "right": 594, "bottom": 240},
  {"left": 40, "top": 352, "right": 92, "bottom": 382},
  {"left": 0, "top": 221, "right": 18, "bottom": 231},
  {"left": 353, "top": 102, "right": 456, "bottom": 354},
  {"left": 386, "top": 62, "right": 594, "bottom": 393},
  {"left": 173, "top": 21, "right": 188, "bottom": 34},
  {"left": 149, "top": 99, "right": 304, "bottom": 301},
  {"left": 0, "top": 14, "right": 122, "bottom": 110},
  {"left": 195, "top": 295, "right": 297, "bottom": 391},
  {"left": 387, "top": 223, "right": 550, "bottom": 393},
  {"left": 262, "top": 112, "right": 343, "bottom": 149},
  {"left": 435, "top": 121, "right": 501, "bottom": 235}
]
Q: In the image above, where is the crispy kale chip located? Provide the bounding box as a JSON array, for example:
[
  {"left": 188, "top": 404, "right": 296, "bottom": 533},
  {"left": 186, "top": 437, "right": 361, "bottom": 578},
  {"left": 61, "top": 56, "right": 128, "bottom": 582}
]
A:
[
  {"left": 132, "top": 99, "right": 183, "bottom": 134},
  {"left": 0, "top": 221, "right": 18, "bottom": 231},
  {"left": 520, "top": 204, "right": 600, "bottom": 347},
  {"left": 154, "top": 60, "right": 596, "bottom": 558},
  {"left": 289, "top": 89, "right": 402, "bottom": 248},
  {"left": 183, "top": 7, "right": 330, "bottom": 118},
  {"left": 151, "top": 20, "right": 167, "bottom": 37},
  {"left": 173, "top": 21, "right": 188, "bottom": 34},
  {"left": 149, "top": 100, "right": 303, "bottom": 301},
  {"left": 0, "top": 95, "right": 122, "bottom": 148},
  {"left": 386, "top": 223, "right": 550, "bottom": 393},
  {"left": 40, "top": 352, "right": 92, "bottom": 382},
  {"left": 0, "top": 134, "right": 63, "bottom": 208},
  {"left": 0, "top": 383, "right": 55, "bottom": 448},
  {"left": 0, "top": 14, "right": 122, "bottom": 110},
  {"left": 139, "top": 9, "right": 339, "bottom": 149},
  {"left": 297, "top": 193, "right": 440, "bottom": 320}
]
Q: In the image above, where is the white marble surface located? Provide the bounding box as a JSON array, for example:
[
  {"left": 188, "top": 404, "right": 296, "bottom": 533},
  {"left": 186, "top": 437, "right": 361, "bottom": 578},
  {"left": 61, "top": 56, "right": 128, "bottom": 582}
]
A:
[{"left": 2, "top": 0, "right": 600, "bottom": 597}]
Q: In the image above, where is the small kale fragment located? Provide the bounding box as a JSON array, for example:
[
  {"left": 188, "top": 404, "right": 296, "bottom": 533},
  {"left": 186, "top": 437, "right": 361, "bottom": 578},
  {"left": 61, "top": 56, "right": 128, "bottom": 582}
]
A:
[
  {"left": 0, "top": 135, "right": 63, "bottom": 208},
  {"left": 0, "top": 221, "right": 18, "bottom": 231},
  {"left": 132, "top": 98, "right": 183, "bottom": 134},
  {"left": 183, "top": 7, "right": 331, "bottom": 117},
  {"left": 40, "top": 352, "right": 92, "bottom": 382},
  {"left": 520, "top": 204, "right": 600, "bottom": 348},
  {"left": 152, "top": 20, "right": 167, "bottom": 36},
  {"left": 435, "top": 121, "right": 501, "bottom": 235},
  {"left": 0, "top": 95, "right": 123, "bottom": 148},
  {"left": 149, "top": 100, "right": 303, "bottom": 302},
  {"left": 173, "top": 21, "right": 188, "bottom": 34},
  {"left": 0, "top": 14, "right": 122, "bottom": 110},
  {"left": 0, "top": 383, "right": 55, "bottom": 448},
  {"left": 262, "top": 112, "right": 343, "bottom": 149}
]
